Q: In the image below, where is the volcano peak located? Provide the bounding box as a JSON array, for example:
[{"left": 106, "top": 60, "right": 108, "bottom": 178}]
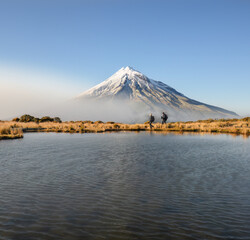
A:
[{"left": 75, "top": 67, "right": 238, "bottom": 121}]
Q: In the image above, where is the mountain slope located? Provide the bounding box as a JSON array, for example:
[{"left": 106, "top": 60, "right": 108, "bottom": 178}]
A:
[{"left": 76, "top": 66, "right": 238, "bottom": 121}]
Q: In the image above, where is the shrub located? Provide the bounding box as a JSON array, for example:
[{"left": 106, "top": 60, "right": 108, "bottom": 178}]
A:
[
  {"left": 40, "top": 116, "right": 54, "bottom": 122},
  {"left": 34, "top": 118, "right": 40, "bottom": 123},
  {"left": 54, "top": 117, "right": 62, "bottom": 123},
  {"left": 12, "top": 117, "right": 20, "bottom": 122},
  {"left": 242, "top": 117, "right": 250, "bottom": 122},
  {"left": 106, "top": 121, "right": 115, "bottom": 124},
  {"left": 19, "top": 114, "right": 35, "bottom": 122}
]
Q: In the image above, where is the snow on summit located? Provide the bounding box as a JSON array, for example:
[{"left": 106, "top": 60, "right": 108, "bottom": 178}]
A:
[
  {"left": 77, "top": 66, "right": 176, "bottom": 99},
  {"left": 77, "top": 66, "right": 151, "bottom": 98},
  {"left": 76, "top": 66, "right": 238, "bottom": 121}
]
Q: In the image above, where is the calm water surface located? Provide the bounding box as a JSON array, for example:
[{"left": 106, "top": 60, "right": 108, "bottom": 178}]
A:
[{"left": 0, "top": 132, "right": 250, "bottom": 240}]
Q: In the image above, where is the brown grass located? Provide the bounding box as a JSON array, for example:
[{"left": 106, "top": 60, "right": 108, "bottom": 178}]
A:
[
  {"left": 0, "top": 117, "right": 249, "bottom": 140},
  {"left": 0, "top": 124, "right": 23, "bottom": 140}
]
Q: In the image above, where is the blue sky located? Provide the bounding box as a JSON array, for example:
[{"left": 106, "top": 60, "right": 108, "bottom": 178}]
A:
[{"left": 0, "top": 0, "right": 250, "bottom": 117}]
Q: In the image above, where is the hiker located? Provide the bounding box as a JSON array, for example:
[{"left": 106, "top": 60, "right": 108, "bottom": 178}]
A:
[
  {"left": 161, "top": 112, "right": 168, "bottom": 124},
  {"left": 149, "top": 113, "right": 155, "bottom": 129}
]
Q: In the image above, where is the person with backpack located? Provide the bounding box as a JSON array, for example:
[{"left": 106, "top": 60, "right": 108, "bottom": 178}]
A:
[
  {"left": 149, "top": 113, "right": 155, "bottom": 129},
  {"left": 161, "top": 112, "right": 168, "bottom": 124}
]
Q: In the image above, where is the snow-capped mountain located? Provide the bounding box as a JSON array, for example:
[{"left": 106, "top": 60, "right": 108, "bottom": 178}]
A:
[{"left": 76, "top": 66, "right": 238, "bottom": 121}]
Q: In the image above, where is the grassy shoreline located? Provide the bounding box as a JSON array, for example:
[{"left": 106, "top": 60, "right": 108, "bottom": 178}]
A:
[
  {"left": 0, "top": 117, "right": 250, "bottom": 140},
  {"left": 0, "top": 126, "right": 23, "bottom": 140}
]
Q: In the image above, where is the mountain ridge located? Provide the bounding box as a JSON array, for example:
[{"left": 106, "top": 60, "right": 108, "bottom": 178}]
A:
[{"left": 76, "top": 66, "right": 238, "bottom": 121}]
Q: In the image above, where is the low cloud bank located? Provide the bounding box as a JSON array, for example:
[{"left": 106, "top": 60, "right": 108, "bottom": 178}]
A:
[
  {"left": 2, "top": 95, "right": 240, "bottom": 123},
  {"left": 0, "top": 65, "right": 242, "bottom": 122}
]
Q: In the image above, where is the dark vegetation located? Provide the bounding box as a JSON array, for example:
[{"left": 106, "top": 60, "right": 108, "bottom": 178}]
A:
[{"left": 13, "top": 114, "right": 62, "bottom": 123}]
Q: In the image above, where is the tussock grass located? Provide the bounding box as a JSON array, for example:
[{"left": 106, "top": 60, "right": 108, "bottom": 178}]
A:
[
  {"left": 0, "top": 125, "right": 23, "bottom": 140},
  {"left": 0, "top": 117, "right": 249, "bottom": 140}
]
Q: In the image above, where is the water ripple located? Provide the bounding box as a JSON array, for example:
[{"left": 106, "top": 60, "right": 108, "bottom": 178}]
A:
[{"left": 0, "top": 132, "right": 250, "bottom": 239}]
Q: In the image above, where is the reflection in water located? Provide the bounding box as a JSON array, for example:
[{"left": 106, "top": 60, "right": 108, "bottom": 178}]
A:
[
  {"left": 150, "top": 130, "right": 249, "bottom": 139},
  {"left": 0, "top": 132, "right": 250, "bottom": 240}
]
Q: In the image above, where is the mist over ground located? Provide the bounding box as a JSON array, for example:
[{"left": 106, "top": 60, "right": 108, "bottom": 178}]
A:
[
  {"left": 1, "top": 94, "right": 239, "bottom": 123},
  {"left": 33, "top": 100, "right": 162, "bottom": 123},
  {"left": 0, "top": 78, "right": 243, "bottom": 123},
  {"left": 0, "top": 93, "right": 171, "bottom": 123},
  {"left": 0, "top": 65, "right": 245, "bottom": 122}
]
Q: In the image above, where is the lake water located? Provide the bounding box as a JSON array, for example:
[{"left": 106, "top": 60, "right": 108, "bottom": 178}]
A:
[{"left": 0, "top": 132, "right": 250, "bottom": 240}]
